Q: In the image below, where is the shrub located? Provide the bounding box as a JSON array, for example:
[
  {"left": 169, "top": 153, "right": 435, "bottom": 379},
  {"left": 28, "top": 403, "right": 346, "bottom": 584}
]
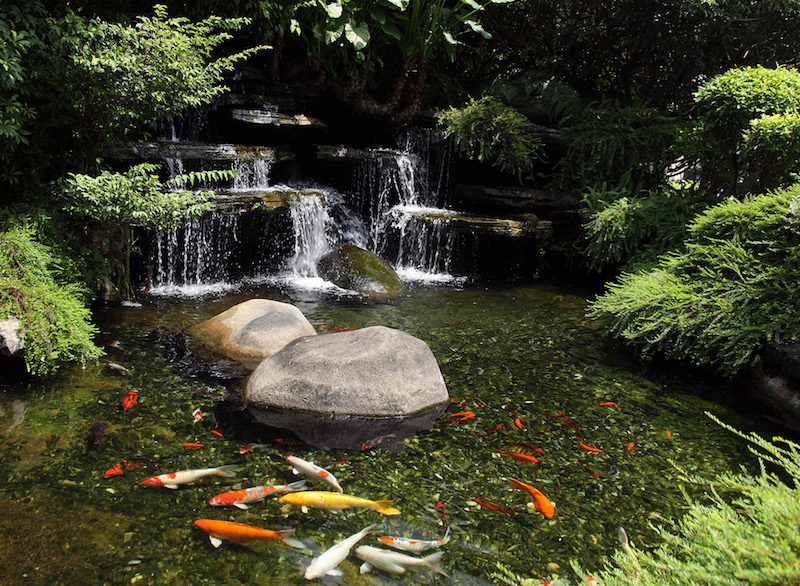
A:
[
  {"left": 0, "top": 220, "right": 102, "bottom": 375},
  {"left": 588, "top": 186, "right": 800, "bottom": 376},
  {"left": 742, "top": 112, "right": 800, "bottom": 191},
  {"left": 438, "top": 95, "right": 543, "bottom": 182}
]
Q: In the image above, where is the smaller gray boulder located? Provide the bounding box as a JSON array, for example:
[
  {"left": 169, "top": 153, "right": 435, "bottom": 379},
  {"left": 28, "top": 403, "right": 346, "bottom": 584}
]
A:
[
  {"left": 317, "top": 244, "right": 403, "bottom": 299},
  {"left": 189, "top": 299, "right": 316, "bottom": 369},
  {"left": 244, "top": 325, "right": 448, "bottom": 416}
]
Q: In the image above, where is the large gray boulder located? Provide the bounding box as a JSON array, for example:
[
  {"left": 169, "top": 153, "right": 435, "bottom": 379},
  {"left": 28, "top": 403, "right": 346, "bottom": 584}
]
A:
[
  {"left": 189, "top": 299, "right": 316, "bottom": 369},
  {"left": 244, "top": 325, "right": 448, "bottom": 416}
]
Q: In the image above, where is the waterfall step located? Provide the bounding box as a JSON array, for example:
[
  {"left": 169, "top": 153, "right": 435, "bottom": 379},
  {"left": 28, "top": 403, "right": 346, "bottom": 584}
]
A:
[
  {"left": 398, "top": 207, "right": 553, "bottom": 242},
  {"left": 109, "top": 141, "right": 295, "bottom": 164},
  {"left": 210, "top": 188, "right": 327, "bottom": 211}
]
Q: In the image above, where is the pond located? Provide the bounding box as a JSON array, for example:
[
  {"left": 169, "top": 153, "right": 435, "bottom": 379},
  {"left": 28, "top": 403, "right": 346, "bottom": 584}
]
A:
[{"left": 0, "top": 280, "right": 771, "bottom": 585}]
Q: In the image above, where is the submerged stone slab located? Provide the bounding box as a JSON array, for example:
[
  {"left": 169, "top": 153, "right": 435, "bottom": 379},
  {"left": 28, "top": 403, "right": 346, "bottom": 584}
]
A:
[
  {"left": 243, "top": 326, "right": 449, "bottom": 416},
  {"left": 189, "top": 299, "right": 316, "bottom": 370}
]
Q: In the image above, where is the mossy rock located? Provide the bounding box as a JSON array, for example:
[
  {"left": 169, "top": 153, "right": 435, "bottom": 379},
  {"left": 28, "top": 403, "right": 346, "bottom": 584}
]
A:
[{"left": 317, "top": 244, "right": 403, "bottom": 299}]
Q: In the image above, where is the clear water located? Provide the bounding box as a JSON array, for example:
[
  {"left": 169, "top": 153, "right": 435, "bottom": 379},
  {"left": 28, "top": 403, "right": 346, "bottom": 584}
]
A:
[{"left": 0, "top": 281, "right": 771, "bottom": 585}]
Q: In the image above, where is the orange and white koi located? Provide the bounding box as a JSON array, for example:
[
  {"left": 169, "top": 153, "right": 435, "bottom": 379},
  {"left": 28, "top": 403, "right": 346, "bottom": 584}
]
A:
[
  {"left": 238, "top": 442, "right": 269, "bottom": 454},
  {"left": 579, "top": 441, "right": 604, "bottom": 453},
  {"left": 378, "top": 528, "right": 451, "bottom": 552},
  {"left": 287, "top": 455, "right": 342, "bottom": 493},
  {"left": 506, "top": 477, "right": 555, "bottom": 519},
  {"left": 194, "top": 519, "right": 306, "bottom": 549},
  {"left": 141, "top": 464, "right": 237, "bottom": 489},
  {"left": 191, "top": 408, "right": 203, "bottom": 423},
  {"left": 209, "top": 479, "right": 307, "bottom": 509},
  {"left": 493, "top": 448, "right": 539, "bottom": 463},
  {"left": 279, "top": 491, "right": 400, "bottom": 515},
  {"left": 436, "top": 502, "right": 448, "bottom": 527},
  {"left": 357, "top": 545, "right": 449, "bottom": 577},
  {"left": 469, "top": 497, "right": 517, "bottom": 516}
]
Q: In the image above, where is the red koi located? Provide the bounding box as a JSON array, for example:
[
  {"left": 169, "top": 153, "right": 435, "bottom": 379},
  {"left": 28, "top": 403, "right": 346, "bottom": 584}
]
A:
[
  {"left": 182, "top": 443, "right": 209, "bottom": 449},
  {"left": 506, "top": 442, "right": 544, "bottom": 454},
  {"left": 579, "top": 441, "right": 604, "bottom": 453},
  {"left": 476, "top": 423, "right": 502, "bottom": 435},
  {"left": 436, "top": 501, "right": 448, "bottom": 527},
  {"left": 598, "top": 401, "right": 616, "bottom": 406},
  {"left": 493, "top": 448, "right": 539, "bottom": 463},
  {"left": 470, "top": 496, "right": 516, "bottom": 516},
  {"left": 104, "top": 457, "right": 152, "bottom": 478},
  {"left": 543, "top": 410, "right": 582, "bottom": 430},
  {"left": 471, "top": 396, "right": 486, "bottom": 408},
  {"left": 448, "top": 412, "right": 476, "bottom": 424},
  {"left": 121, "top": 391, "right": 138, "bottom": 412},
  {"left": 361, "top": 434, "right": 396, "bottom": 451},
  {"left": 576, "top": 462, "right": 600, "bottom": 479},
  {"left": 211, "top": 430, "right": 224, "bottom": 438},
  {"left": 459, "top": 400, "right": 469, "bottom": 410},
  {"left": 275, "top": 437, "right": 304, "bottom": 446},
  {"left": 513, "top": 416, "right": 525, "bottom": 429},
  {"left": 665, "top": 431, "right": 672, "bottom": 437},
  {"left": 626, "top": 442, "right": 635, "bottom": 451}
]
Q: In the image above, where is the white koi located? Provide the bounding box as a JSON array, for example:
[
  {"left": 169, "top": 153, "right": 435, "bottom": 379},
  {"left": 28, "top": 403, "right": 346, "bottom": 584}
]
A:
[
  {"left": 356, "top": 545, "right": 449, "bottom": 577},
  {"left": 141, "top": 464, "right": 237, "bottom": 489},
  {"left": 287, "top": 455, "right": 343, "bottom": 493},
  {"left": 304, "top": 524, "right": 375, "bottom": 580},
  {"left": 377, "top": 527, "right": 450, "bottom": 552}
]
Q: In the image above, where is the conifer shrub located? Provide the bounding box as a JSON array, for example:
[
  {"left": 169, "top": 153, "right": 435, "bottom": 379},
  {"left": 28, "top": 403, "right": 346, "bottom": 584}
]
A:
[
  {"left": 588, "top": 185, "right": 800, "bottom": 376},
  {"left": 0, "top": 220, "right": 102, "bottom": 375}
]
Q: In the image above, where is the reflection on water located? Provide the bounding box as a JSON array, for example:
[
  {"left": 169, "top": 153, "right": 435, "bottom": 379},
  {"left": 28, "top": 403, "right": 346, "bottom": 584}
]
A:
[{"left": 0, "top": 282, "right": 771, "bottom": 584}]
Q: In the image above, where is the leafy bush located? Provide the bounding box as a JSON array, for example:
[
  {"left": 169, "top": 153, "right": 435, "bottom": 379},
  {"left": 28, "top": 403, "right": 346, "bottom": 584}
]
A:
[
  {"left": 0, "top": 220, "right": 102, "bottom": 375},
  {"left": 742, "top": 112, "right": 800, "bottom": 191},
  {"left": 438, "top": 95, "right": 544, "bottom": 182},
  {"left": 588, "top": 185, "right": 800, "bottom": 376}
]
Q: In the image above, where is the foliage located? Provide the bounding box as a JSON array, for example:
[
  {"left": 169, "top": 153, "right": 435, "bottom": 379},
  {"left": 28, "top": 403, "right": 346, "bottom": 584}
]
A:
[
  {"left": 438, "top": 95, "right": 543, "bottom": 181},
  {"left": 580, "top": 185, "right": 713, "bottom": 273},
  {"left": 692, "top": 66, "right": 800, "bottom": 195},
  {"left": 588, "top": 186, "right": 800, "bottom": 376},
  {"left": 742, "top": 112, "right": 800, "bottom": 192},
  {"left": 596, "top": 413, "right": 800, "bottom": 585},
  {"left": 547, "top": 97, "right": 682, "bottom": 193},
  {"left": 0, "top": 220, "right": 102, "bottom": 375},
  {"left": 49, "top": 4, "right": 266, "bottom": 169}
]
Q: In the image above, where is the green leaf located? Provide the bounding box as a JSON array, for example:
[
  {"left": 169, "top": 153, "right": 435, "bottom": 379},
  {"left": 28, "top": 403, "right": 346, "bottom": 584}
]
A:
[
  {"left": 321, "top": 0, "right": 343, "bottom": 19},
  {"left": 465, "top": 20, "right": 491, "bottom": 39},
  {"left": 344, "top": 21, "right": 370, "bottom": 50}
]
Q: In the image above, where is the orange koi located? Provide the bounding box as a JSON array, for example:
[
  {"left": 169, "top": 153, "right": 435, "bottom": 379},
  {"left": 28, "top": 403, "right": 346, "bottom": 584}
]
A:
[
  {"left": 579, "top": 442, "right": 604, "bottom": 453},
  {"left": 506, "top": 442, "right": 544, "bottom": 454},
  {"left": 447, "top": 412, "right": 476, "bottom": 424},
  {"left": 104, "top": 457, "right": 152, "bottom": 478},
  {"left": 238, "top": 443, "right": 269, "bottom": 454},
  {"left": 506, "top": 477, "right": 555, "bottom": 518},
  {"left": 471, "top": 396, "right": 486, "bottom": 408},
  {"left": 598, "top": 402, "right": 616, "bottom": 407},
  {"left": 275, "top": 437, "right": 304, "bottom": 446},
  {"left": 182, "top": 443, "right": 210, "bottom": 449},
  {"left": 543, "top": 410, "right": 581, "bottom": 430},
  {"left": 513, "top": 416, "right": 525, "bottom": 429},
  {"left": 626, "top": 442, "right": 635, "bottom": 451},
  {"left": 210, "top": 430, "right": 224, "bottom": 438},
  {"left": 665, "top": 431, "right": 672, "bottom": 437},
  {"left": 121, "top": 391, "right": 138, "bottom": 412},
  {"left": 493, "top": 448, "right": 539, "bottom": 463},
  {"left": 470, "top": 497, "right": 516, "bottom": 516},
  {"left": 194, "top": 519, "right": 306, "bottom": 549}
]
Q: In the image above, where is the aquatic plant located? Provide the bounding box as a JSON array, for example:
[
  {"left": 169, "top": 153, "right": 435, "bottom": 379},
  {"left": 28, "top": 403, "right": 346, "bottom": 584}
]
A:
[
  {"left": 0, "top": 220, "right": 101, "bottom": 375},
  {"left": 589, "top": 185, "right": 800, "bottom": 376}
]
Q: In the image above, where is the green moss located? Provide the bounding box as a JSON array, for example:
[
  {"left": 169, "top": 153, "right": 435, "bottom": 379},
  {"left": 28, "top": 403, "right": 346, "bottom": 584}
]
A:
[{"left": 317, "top": 244, "right": 403, "bottom": 298}]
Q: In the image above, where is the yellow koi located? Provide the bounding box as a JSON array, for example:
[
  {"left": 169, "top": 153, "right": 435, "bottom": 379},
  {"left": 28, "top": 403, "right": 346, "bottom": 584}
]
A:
[{"left": 279, "top": 491, "right": 400, "bottom": 515}]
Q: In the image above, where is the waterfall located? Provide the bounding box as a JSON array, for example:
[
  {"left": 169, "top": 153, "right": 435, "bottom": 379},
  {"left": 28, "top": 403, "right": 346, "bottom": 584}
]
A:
[{"left": 289, "top": 193, "right": 330, "bottom": 278}]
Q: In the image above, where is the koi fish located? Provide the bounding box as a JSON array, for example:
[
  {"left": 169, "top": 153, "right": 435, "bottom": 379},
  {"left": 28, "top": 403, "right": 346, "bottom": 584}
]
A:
[
  {"left": 121, "top": 391, "right": 138, "bottom": 412},
  {"left": 506, "top": 477, "right": 555, "bottom": 518},
  {"left": 436, "top": 502, "right": 448, "bottom": 527},
  {"left": 106, "top": 362, "right": 132, "bottom": 376},
  {"left": 469, "top": 497, "right": 516, "bottom": 516},
  {"left": 506, "top": 442, "right": 544, "bottom": 454},
  {"left": 191, "top": 408, "right": 203, "bottom": 423},
  {"left": 361, "top": 434, "right": 396, "bottom": 451},
  {"left": 378, "top": 528, "right": 451, "bottom": 552},
  {"left": 104, "top": 457, "right": 152, "bottom": 478},
  {"left": 107, "top": 339, "right": 124, "bottom": 351},
  {"left": 626, "top": 442, "right": 635, "bottom": 451},
  {"left": 238, "top": 443, "right": 269, "bottom": 454},
  {"left": 543, "top": 410, "right": 581, "bottom": 430},
  {"left": 279, "top": 491, "right": 400, "bottom": 515},
  {"left": 513, "top": 416, "right": 525, "bottom": 429},
  {"left": 275, "top": 437, "right": 304, "bottom": 446},
  {"left": 210, "top": 430, "right": 224, "bottom": 438},
  {"left": 209, "top": 480, "right": 307, "bottom": 509},
  {"left": 476, "top": 424, "right": 502, "bottom": 435},
  {"left": 493, "top": 448, "right": 539, "bottom": 463},
  {"left": 141, "top": 464, "right": 237, "bottom": 489},
  {"left": 576, "top": 462, "right": 600, "bottom": 479},
  {"left": 471, "top": 396, "right": 486, "bottom": 408},
  {"left": 447, "top": 412, "right": 476, "bottom": 424},
  {"left": 194, "top": 519, "right": 306, "bottom": 549},
  {"left": 598, "top": 401, "right": 616, "bottom": 407},
  {"left": 182, "top": 443, "right": 209, "bottom": 449},
  {"left": 579, "top": 442, "right": 604, "bottom": 453},
  {"left": 316, "top": 323, "right": 355, "bottom": 332},
  {"left": 304, "top": 524, "right": 375, "bottom": 580},
  {"left": 287, "top": 455, "right": 343, "bottom": 493},
  {"left": 87, "top": 420, "right": 107, "bottom": 457},
  {"left": 357, "top": 545, "right": 449, "bottom": 577}
]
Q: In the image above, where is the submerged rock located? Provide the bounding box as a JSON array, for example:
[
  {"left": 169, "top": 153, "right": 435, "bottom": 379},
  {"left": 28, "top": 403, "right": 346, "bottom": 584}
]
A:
[
  {"left": 189, "top": 299, "right": 316, "bottom": 370},
  {"left": 317, "top": 244, "right": 403, "bottom": 298},
  {"left": 244, "top": 325, "right": 448, "bottom": 417}
]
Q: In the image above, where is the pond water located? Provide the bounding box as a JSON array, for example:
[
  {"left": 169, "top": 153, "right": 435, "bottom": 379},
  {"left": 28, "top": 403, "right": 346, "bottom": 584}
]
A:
[{"left": 0, "top": 280, "right": 772, "bottom": 585}]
